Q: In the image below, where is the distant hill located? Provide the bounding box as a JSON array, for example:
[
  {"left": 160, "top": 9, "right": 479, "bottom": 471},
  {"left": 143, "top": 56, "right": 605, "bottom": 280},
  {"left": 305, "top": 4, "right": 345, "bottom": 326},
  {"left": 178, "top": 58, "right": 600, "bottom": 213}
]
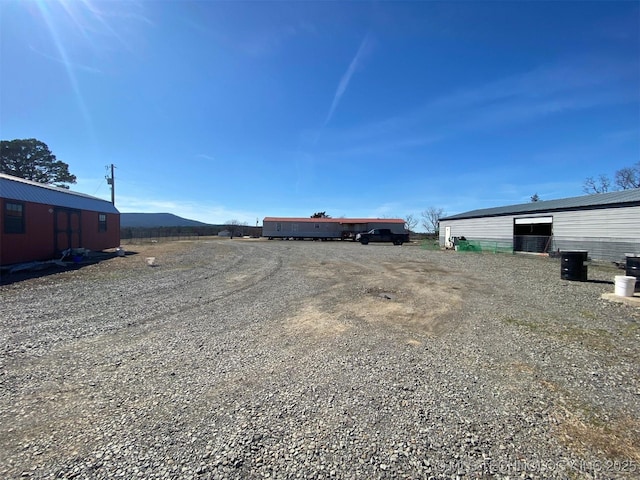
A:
[{"left": 120, "top": 213, "right": 212, "bottom": 228}]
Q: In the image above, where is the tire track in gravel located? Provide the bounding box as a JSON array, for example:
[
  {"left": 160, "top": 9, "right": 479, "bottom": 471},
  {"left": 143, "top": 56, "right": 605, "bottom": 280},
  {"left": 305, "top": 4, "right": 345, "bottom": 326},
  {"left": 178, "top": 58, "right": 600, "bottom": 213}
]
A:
[
  {"left": 0, "top": 241, "right": 323, "bottom": 475},
  {"left": 0, "top": 241, "right": 292, "bottom": 471},
  {"left": 0, "top": 241, "right": 283, "bottom": 358},
  {"left": 119, "top": 247, "right": 285, "bottom": 331}
]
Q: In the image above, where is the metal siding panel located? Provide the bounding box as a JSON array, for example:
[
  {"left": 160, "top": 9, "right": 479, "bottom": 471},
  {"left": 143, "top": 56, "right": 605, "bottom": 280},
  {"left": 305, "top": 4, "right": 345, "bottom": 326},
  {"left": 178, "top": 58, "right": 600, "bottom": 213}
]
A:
[
  {"left": 551, "top": 207, "right": 640, "bottom": 261},
  {"left": 552, "top": 239, "right": 639, "bottom": 262},
  {"left": 81, "top": 211, "right": 120, "bottom": 251},
  {"left": 440, "top": 216, "right": 514, "bottom": 243},
  {"left": 262, "top": 221, "right": 287, "bottom": 237},
  {"left": 0, "top": 201, "right": 55, "bottom": 265},
  {"left": 553, "top": 207, "right": 640, "bottom": 239}
]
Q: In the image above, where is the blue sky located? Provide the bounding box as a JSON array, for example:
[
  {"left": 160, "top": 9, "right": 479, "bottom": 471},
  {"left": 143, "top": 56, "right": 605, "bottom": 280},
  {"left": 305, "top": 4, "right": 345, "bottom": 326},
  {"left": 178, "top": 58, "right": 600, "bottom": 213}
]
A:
[{"left": 1, "top": 1, "right": 638, "bottom": 229}]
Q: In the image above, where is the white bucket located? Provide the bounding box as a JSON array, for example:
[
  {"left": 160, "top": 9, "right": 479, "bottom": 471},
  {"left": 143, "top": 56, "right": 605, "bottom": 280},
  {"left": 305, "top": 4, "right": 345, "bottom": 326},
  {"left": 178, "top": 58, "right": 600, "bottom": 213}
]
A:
[{"left": 614, "top": 275, "right": 636, "bottom": 297}]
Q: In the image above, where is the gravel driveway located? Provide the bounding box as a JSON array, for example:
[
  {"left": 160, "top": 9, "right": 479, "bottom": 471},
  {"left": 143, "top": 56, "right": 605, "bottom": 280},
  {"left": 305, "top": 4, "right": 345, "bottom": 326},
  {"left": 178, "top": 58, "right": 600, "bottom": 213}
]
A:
[{"left": 1, "top": 239, "right": 639, "bottom": 479}]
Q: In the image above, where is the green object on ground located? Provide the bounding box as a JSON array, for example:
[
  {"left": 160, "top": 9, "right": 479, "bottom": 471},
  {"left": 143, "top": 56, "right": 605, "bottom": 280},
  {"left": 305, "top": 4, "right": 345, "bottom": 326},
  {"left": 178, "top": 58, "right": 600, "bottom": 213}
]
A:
[
  {"left": 421, "top": 240, "right": 440, "bottom": 250},
  {"left": 457, "top": 240, "right": 512, "bottom": 254}
]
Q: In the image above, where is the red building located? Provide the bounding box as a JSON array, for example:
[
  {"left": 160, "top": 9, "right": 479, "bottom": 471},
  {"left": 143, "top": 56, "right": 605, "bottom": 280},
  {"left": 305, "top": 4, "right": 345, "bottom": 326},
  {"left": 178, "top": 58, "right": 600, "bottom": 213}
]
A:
[{"left": 0, "top": 173, "right": 120, "bottom": 266}]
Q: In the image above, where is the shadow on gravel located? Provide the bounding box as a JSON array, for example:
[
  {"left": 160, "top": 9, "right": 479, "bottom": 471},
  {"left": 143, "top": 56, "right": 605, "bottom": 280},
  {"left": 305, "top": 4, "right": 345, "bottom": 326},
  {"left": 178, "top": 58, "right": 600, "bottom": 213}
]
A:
[
  {"left": 586, "top": 279, "right": 615, "bottom": 285},
  {"left": 0, "top": 251, "right": 139, "bottom": 286}
]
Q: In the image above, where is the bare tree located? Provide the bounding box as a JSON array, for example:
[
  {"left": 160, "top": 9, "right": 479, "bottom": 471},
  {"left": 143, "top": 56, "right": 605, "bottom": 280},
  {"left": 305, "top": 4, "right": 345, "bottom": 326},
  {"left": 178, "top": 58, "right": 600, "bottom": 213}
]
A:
[
  {"left": 421, "top": 207, "right": 445, "bottom": 234},
  {"left": 583, "top": 174, "right": 611, "bottom": 194},
  {"left": 404, "top": 214, "right": 418, "bottom": 233},
  {"left": 583, "top": 162, "right": 640, "bottom": 194},
  {"left": 225, "top": 219, "right": 247, "bottom": 238},
  {"left": 614, "top": 162, "right": 640, "bottom": 190}
]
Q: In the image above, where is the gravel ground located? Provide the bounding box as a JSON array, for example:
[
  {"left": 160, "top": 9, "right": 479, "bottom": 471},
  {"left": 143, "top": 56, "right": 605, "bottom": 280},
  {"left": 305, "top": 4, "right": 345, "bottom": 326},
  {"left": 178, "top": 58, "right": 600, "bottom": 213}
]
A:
[{"left": 1, "top": 238, "right": 639, "bottom": 479}]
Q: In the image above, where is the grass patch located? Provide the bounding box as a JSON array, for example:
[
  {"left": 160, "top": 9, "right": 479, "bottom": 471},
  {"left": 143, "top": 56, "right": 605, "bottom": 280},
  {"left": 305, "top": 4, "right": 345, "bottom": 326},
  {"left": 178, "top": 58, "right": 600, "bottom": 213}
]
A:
[
  {"left": 502, "top": 316, "right": 544, "bottom": 332},
  {"left": 502, "top": 316, "right": 615, "bottom": 351},
  {"left": 554, "top": 325, "right": 613, "bottom": 351},
  {"left": 512, "top": 362, "right": 640, "bottom": 462},
  {"left": 579, "top": 310, "right": 599, "bottom": 320},
  {"left": 555, "top": 403, "right": 640, "bottom": 462},
  {"left": 622, "top": 323, "right": 640, "bottom": 339}
]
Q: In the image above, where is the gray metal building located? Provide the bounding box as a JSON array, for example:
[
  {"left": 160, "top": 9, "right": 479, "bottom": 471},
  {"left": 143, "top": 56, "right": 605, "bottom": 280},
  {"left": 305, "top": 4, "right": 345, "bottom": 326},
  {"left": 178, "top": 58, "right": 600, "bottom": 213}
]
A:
[{"left": 439, "top": 189, "right": 640, "bottom": 262}]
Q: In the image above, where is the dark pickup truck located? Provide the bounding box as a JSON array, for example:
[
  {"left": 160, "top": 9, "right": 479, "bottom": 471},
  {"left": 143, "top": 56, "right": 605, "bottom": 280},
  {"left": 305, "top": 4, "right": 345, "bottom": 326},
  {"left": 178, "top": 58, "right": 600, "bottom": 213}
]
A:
[{"left": 356, "top": 229, "right": 410, "bottom": 245}]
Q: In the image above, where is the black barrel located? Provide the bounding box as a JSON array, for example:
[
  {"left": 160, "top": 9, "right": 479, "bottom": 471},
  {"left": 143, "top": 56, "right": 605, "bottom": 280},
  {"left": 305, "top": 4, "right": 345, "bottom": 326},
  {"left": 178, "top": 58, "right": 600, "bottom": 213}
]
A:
[
  {"left": 626, "top": 254, "right": 640, "bottom": 291},
  {"left": 561, "top": 251, "right": 588, "bottom": 281}
]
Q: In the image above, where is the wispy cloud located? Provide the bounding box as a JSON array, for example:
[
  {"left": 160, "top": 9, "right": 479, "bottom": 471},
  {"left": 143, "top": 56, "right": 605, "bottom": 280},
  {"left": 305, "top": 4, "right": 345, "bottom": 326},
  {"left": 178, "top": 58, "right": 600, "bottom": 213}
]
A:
[
  {"left": 324, "top": 32, "right": 373, "bottom": 127},
  {"left": 430, "top": 58, "right": 632, "bottom": 111},
  {"left": 319, "top": 55, "right": 637, "bottom": 151},
  {"left": 29, "top": 45, "right": 103, "bottom": 74},
  {"left": 195, "top": 153, "right": 216, "bottom": 161},
  {"left": 424, "top": 57, "right": 638, "bottom": 131}
]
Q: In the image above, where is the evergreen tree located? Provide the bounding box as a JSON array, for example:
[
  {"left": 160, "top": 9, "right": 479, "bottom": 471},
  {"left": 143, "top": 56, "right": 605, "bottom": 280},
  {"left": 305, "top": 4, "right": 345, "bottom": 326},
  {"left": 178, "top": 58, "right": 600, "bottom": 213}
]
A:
[{"left": 0, "top": 138, "right": 76, "bottom": 188}]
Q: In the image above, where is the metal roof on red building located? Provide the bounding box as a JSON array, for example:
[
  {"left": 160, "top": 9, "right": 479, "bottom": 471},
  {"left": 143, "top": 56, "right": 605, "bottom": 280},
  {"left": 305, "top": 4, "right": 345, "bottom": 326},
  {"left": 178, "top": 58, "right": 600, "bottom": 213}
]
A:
[{"left": 1, "top": 173, "right": 119, "bottom": 214}]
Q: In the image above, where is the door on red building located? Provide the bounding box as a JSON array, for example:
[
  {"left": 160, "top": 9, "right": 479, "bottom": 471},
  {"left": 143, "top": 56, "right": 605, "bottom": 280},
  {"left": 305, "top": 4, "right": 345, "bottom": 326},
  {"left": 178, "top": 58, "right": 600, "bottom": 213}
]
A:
[{"left": 54, "top": 208, "right": 82, "bottom": 254}]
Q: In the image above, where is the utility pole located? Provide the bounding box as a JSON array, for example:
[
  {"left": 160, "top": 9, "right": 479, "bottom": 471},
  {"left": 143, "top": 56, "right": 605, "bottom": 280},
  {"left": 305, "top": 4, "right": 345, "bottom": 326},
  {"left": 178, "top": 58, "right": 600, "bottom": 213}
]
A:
[{"left": 105, "top": 164, "right": 115, "bottom": 205}]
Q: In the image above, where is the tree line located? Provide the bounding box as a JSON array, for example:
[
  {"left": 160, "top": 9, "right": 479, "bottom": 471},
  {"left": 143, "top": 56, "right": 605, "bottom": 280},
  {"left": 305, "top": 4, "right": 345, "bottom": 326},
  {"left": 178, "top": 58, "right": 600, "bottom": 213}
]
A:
[
  {"left": 583, "top": 162, "right": 640, "bottom": 194},
  {"left": 121, "top": 225, "right": 262, "bottom": 240},
  {"left": 404, "top": 208, "right": 445, "bottom": 235}
]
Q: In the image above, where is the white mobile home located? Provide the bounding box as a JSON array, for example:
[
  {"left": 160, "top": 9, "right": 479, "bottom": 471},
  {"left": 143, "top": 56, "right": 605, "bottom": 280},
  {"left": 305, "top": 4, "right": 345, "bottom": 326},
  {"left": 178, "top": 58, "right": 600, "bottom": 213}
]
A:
[
  {"left": 263, "top": 217, "right": 407, "bottom": 240},
  {"left": 439, "top": 189, "right": 640, "bottom": 262}
]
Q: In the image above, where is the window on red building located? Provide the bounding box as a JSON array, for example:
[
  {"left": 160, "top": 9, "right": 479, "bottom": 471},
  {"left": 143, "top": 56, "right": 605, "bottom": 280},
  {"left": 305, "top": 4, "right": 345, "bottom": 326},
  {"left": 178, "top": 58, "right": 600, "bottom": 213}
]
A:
[
  {"left": 4, "top": 202, "right": 25, "bottom": 234},
  {"left": 98, "top": 213, "right": 107, "bottom": 232}
]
